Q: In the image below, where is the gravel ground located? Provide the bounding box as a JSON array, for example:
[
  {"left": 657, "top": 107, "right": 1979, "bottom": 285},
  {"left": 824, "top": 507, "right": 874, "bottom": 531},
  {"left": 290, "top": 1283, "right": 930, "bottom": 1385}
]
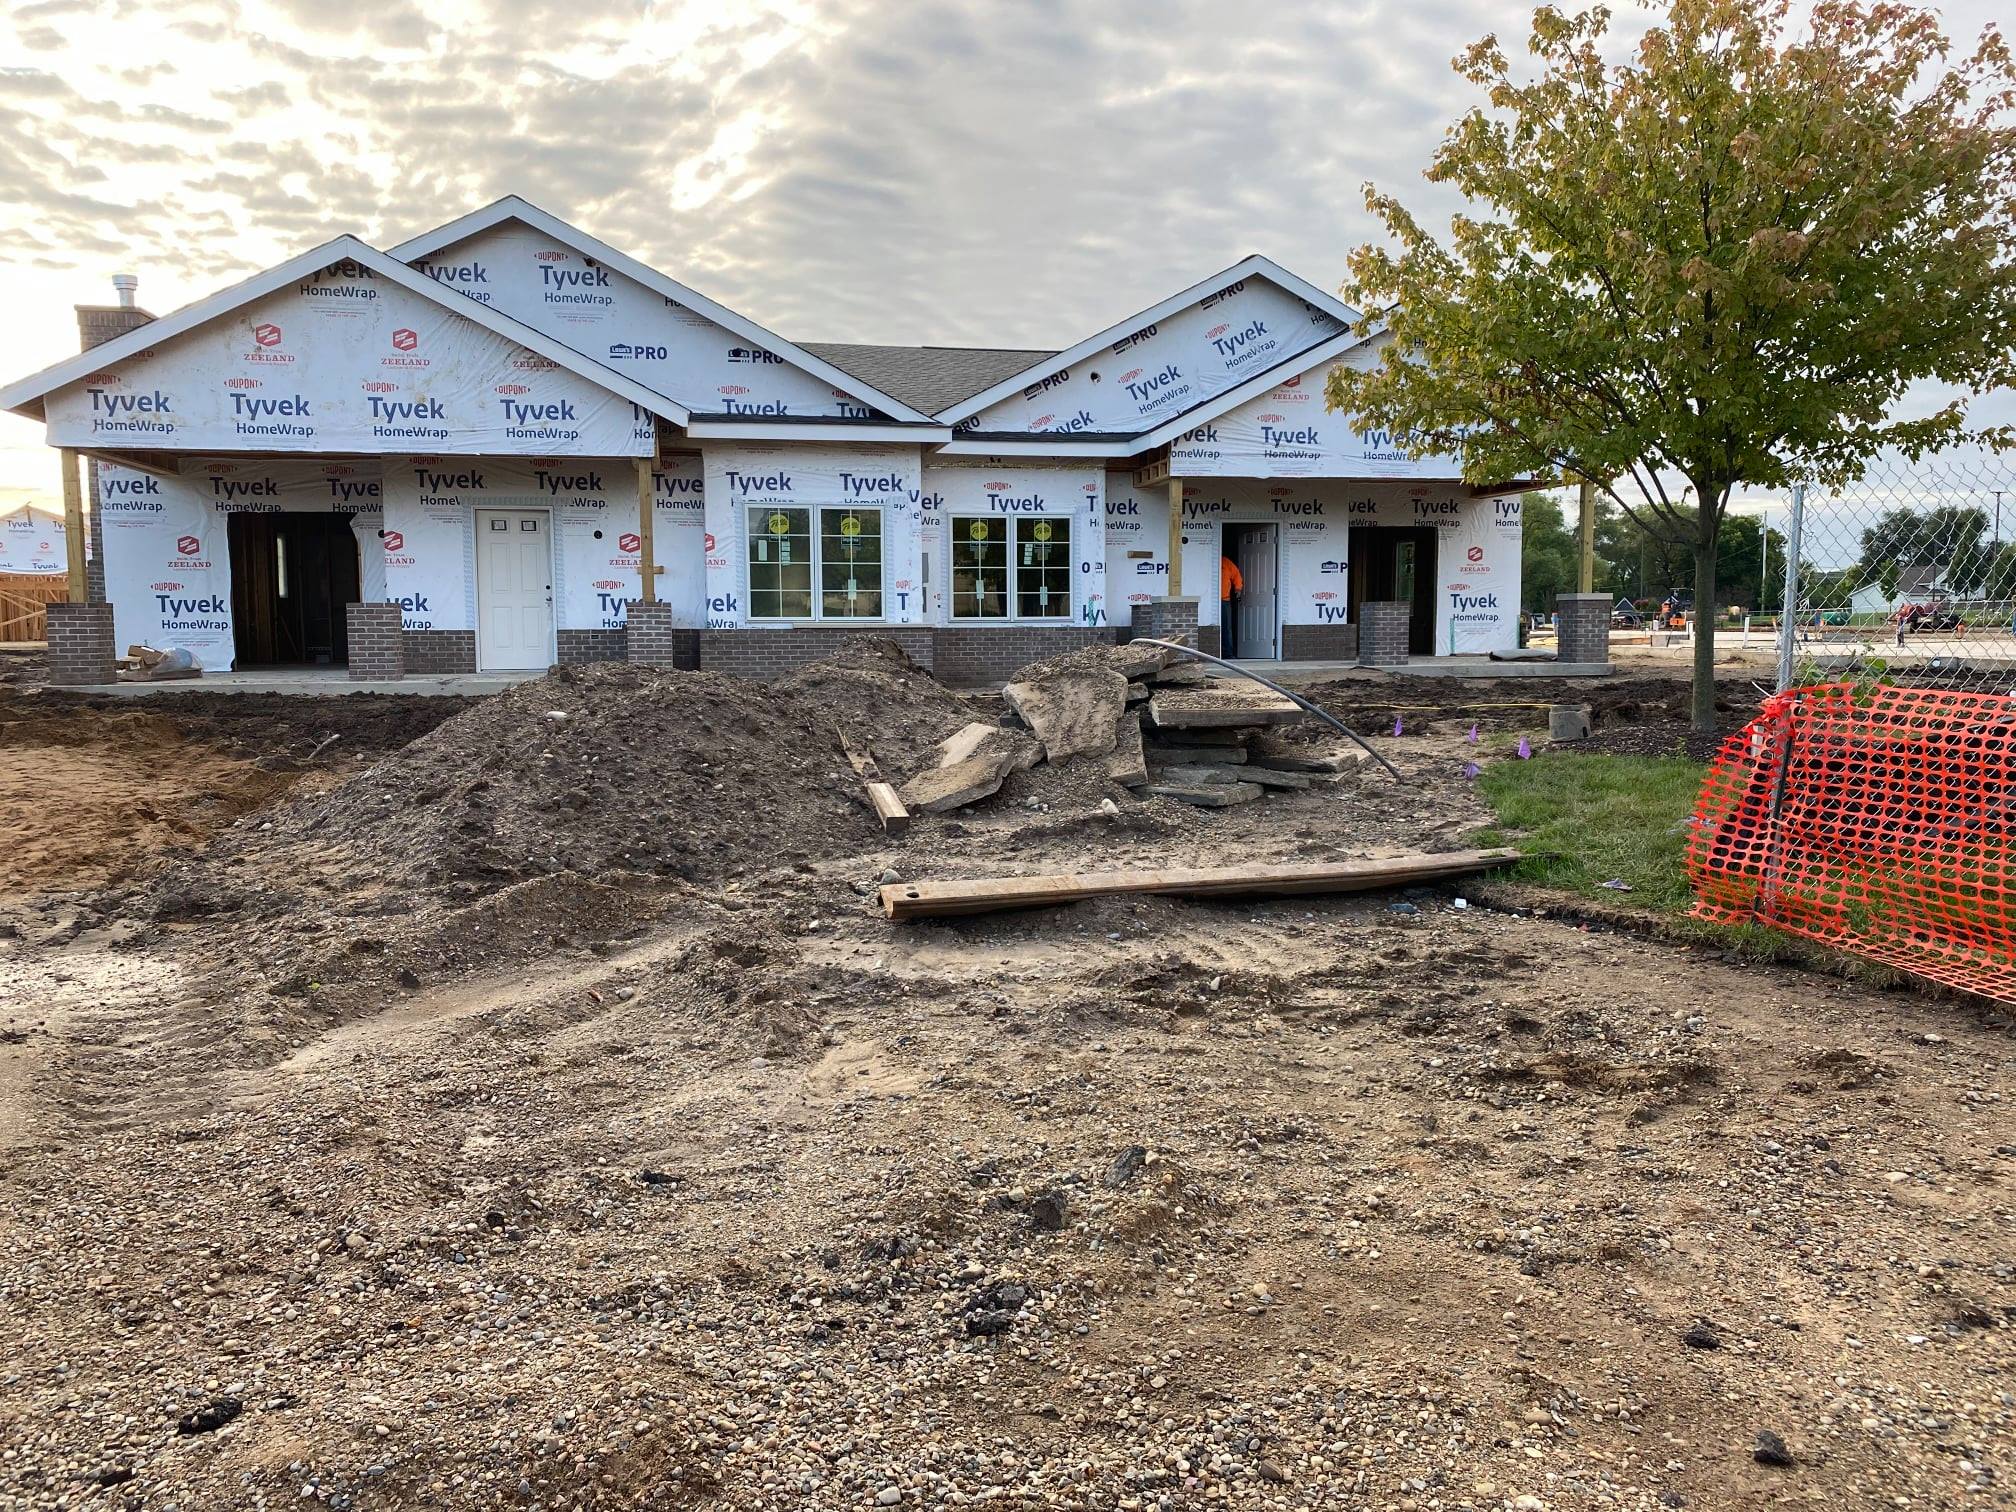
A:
[{"left": 1, "top": 656, "right": 2011, "bottom": 1511}]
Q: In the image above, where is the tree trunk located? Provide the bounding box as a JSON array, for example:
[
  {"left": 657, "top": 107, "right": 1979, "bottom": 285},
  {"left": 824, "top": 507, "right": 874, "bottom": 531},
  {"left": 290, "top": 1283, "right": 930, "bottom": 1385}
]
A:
[{"left": 1690, "top": 527, "right": 1719, "bottom": 735}]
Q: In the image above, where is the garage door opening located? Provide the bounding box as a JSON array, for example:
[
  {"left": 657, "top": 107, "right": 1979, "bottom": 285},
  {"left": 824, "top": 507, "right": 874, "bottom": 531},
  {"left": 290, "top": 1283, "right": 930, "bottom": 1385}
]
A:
[
  {"left": 1348, "top": 525, "right": 1438, "bottom": 656},
  {"left": 228, "top": 512, "right": 360, "bottom": 667}
]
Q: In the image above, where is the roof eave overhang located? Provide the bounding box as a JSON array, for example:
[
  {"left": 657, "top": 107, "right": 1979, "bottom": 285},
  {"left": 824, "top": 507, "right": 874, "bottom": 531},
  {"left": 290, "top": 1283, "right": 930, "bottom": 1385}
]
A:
[
  {"left": 0, "top": 234, "right": 691, "bottom": 428},
  {"left": 389, "top": 197, "right": 938, "bottom": 425},
  {"left": 682, "top": 419, "right": 953, "bottom": 443},
  {"left": 933, "top": 437, "right": 1135, "bottom": 458},
  {"left": 934, "top": 254, "right": 1365, "bottom": 426}
]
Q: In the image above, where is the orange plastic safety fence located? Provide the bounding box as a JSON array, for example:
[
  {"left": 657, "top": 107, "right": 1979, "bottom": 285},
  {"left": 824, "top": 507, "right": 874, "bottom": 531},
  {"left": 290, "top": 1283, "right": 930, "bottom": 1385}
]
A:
[{"left": 1688, "top": 681, "right": 2016, "bottom": 1001}]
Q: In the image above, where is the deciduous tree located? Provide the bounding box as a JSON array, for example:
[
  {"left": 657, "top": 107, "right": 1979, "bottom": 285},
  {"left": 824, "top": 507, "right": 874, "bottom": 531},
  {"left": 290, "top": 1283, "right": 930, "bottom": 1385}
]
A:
[{"left": 1328, "top": 0, "right": 2016, "bottom": 730}]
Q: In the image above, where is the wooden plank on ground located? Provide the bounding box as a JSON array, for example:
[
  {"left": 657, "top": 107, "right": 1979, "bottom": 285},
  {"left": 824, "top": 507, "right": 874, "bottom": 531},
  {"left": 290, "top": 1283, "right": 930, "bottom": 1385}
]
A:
[
  {"left": 879, "top": 848, "right": 1519, "bottom": 919},
  {"left": 836, "top": 727, "right": 911, "bottom": 835}
]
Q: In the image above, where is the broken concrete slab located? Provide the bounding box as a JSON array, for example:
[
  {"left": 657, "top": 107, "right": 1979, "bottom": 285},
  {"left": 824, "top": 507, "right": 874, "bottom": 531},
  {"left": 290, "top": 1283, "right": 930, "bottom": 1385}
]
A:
[
  {"left": 1004, "top": 652, "right": 1130, "bottom": 762},
  {"left": 1248, "top": 740, "right": 1371, "bottom": 773},
  {"left": 1105, "top": 711, "right": 1148, "bottom": 787},
  {"left": 1143, "top": 743, "right": 1247, "bottom": 766},
  {"left": 1148, "top": 662, "right": 1209, "bottom": 687},
  {"left": 1234, "top": 766, "right": 1316, "bottom": 790},
  {"left": 936, "top": 721, "right": 1041, "bottom": 773},
  {"left": 1155, "top": 728, "right": 1250, "bottom": 747},
  {"left": 902, "top": 753, "right": 1016, "bottom": 814},
  {"left": 1145, "top": 781, "right": 1265, "bottom": 808},
  {"left": 1109, "top": 641, "right": 1178, "bottom": 680},
  {"left": 1149, "top": 763, "right": 1245, "bottom": 786},
  {"left": 1149, "top": 690, "right": 1304, "bottom": 729}
]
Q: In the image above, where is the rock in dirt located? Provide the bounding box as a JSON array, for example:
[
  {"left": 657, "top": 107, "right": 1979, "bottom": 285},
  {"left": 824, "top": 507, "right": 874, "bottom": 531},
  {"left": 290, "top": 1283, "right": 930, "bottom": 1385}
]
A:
[
  {"left": 1105, "top": 1144, "right": 1149, "bottom": 1188},
  {"left": 1003, "top": 648, "right": 1131, "bottom": 762},
  {"left": 176, "top": 1398, "right": 243, "bottom": 1435},
  {"left": 1681, "top": 1321, "right": 1721, "bottom": 1350},
  {"left": 1030, "top": 1190, "right": 1068, "bottom": 1231},
  {"left": 1753, "top": 1429, "right": 1795, "bottom": 1467}
]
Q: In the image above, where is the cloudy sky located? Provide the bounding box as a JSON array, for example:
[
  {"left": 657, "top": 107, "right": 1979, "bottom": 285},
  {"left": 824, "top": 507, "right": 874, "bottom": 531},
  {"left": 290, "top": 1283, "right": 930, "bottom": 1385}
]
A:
[{"left": 0, "top": 0, "right": 2003, "bottom": 512}]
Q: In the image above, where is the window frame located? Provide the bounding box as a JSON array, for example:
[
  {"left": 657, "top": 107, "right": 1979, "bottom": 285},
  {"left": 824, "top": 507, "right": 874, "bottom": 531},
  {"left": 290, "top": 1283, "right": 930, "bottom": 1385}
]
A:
[
  {"left": 948, "top": 513, "right": 1075, "bottom": 623},
  {"left": 743, "top": 503, "right": 886, "bottom": 622}
]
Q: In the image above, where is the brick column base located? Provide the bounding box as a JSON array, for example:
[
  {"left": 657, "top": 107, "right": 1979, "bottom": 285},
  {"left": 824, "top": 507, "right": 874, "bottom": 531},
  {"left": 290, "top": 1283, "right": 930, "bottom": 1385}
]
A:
[
  {"left": 45, "top": 601, "right": 116, "bottom": 686},
  {"left": 346, "top": 603, "right": 405, "bottom": 680},
  {"left": 625, "top": 600, "right": 676, "bottom": 667},
  {"left": 1555, "top": 592, "right": 1613, "bottom": 667},
  {"left": 1357, "top": 601, "right": 1411, "bottom": 667},
  {"left": 1130, "top": 596, "right": 1201, "bottom": 649}
]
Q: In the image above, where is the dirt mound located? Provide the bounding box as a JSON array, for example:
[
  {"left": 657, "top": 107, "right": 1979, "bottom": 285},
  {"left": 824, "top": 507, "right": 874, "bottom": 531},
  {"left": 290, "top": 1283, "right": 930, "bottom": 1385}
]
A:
[
  {"left": 199, "top": 639, "right": 978, "bottom": 903},
  {"left": 0, "top": 700, "right": 295, "bottom": 899}
]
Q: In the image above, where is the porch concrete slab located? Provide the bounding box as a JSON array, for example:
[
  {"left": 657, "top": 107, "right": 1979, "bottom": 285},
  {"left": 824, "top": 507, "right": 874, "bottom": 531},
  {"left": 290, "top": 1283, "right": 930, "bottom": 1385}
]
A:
[{"left": 52, "top": 667, "right": 542, "bottom": 697}]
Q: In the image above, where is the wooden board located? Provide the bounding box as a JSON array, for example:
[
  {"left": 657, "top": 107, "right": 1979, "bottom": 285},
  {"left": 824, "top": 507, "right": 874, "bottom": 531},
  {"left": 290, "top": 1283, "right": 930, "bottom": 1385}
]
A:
[
  {"left": 879, "top": 848, "right": 1519, "bottom": 919},
  {"left": 837, "top": 727, "right": 911, "bottom": 835}
]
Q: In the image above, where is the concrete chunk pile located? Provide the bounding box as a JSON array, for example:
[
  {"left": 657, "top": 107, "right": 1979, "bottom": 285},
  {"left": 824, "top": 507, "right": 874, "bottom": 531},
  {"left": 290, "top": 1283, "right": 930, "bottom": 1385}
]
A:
[{"left": 898, "top": 642, "right": 1368, "bottom": 814}]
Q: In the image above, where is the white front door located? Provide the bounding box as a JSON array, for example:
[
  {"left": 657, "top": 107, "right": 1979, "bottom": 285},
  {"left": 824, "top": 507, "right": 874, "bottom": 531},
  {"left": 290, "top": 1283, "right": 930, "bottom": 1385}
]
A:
[
  {"left": 1235, "top": 523, "right": 1279, "bottom": 659},
  {"left": 476, "top": 509, "right": 553, "bottom": 671}
]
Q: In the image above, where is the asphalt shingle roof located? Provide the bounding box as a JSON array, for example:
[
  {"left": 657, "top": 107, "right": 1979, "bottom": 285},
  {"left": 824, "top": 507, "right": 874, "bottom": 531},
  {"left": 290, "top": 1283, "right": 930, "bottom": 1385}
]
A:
[{"left": 798, "top": 343, "right": 1055, "bottom": 417}]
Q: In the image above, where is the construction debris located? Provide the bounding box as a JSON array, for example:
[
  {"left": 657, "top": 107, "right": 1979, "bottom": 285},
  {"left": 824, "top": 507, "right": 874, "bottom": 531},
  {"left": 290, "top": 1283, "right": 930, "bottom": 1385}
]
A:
[
  {"left": 836, "top": 729, "right": 911, "bottom": 834},
  {"left": 1104, "top": 711, "right": 1148, "bottom": 787},
  {"left": 1149, "top": 688, "right": 1304, "bottom": 728},
  {"left": 1143, "top": 781, "right": 1264, "bottom": 808},
  {"left": 1002, "top": 649, "right": 1131, "bottom": 760},
  {"left": 879, "top": 848, "right": 1520, "bottom": 919}
]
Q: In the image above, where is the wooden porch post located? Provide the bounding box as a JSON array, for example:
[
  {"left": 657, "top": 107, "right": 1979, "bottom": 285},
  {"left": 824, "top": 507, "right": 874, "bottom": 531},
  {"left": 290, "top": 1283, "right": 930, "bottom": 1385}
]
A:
[
  {"left": 60, "top": 448, "right": 86, "bottom": 603},
  {"left": 634, "top": 455, "right": 657, "bottom": 604},
  {"left": 1166, "top": 477, "right": 1184, "bottom": 597}
]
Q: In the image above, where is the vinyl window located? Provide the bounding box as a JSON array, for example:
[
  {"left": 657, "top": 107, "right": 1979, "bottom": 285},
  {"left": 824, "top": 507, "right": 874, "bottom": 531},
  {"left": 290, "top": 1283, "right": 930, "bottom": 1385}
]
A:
[
  {"left": 951, "top": 515, "right": 1071, "bottom": 620},
  {"left": 747, "top": 506, "right": 883, "bottom": 619}
]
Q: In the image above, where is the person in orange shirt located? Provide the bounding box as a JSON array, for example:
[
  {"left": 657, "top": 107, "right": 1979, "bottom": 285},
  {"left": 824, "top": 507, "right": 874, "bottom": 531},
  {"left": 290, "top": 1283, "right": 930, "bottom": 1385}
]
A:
[{"left": 1221, "top": 554, "right": 1244, "bottom": 656}]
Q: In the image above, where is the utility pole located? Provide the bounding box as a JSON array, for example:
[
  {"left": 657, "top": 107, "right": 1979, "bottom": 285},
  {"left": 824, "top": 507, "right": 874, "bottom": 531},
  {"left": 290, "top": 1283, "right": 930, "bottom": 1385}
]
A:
[{"left": 1577, "top": 479, "right": 1595, "bottom": 594}]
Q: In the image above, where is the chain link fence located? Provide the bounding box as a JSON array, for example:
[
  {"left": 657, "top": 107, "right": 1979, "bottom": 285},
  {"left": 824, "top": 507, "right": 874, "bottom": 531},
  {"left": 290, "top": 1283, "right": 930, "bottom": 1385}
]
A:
[{"left": 1775, "top": 447, "right": 2016, "bottom": 694}]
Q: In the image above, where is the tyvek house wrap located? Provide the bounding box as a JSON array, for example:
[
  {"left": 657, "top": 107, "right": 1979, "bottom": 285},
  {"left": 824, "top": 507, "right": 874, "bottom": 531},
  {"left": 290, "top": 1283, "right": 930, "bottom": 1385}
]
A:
[
  {"left": 380, "top": 457, "right": 707, "bottom": 636},
  {"left": 964, "top": 276, "right": 1345, "bottom": 437},
  {"left": 95, "top": 458, "right": 389, "bottom": 671},
  {"left": 1134, "top": 479, "right": 1520, "bottom": 653},
  {"left": 43, "top": 257, "right": 652, "bottom": 457},
  {"left": 920, "top": 461, "right": 1106, "bottom": 627},
  {"left": 1168, "top": 337, "right": 1468, "bottom": 481},
  {"left": 700, "top": 445, "right": 924, "bottom": 627},
  {"left": 1102, "top": 474, "right": 1172, "bottom": 616},
  {"left": 0, "top": 507, "right": 67, "bottom": 574},
  {"left": 413, "top": 225, "right": 884, "bottom": 421}
]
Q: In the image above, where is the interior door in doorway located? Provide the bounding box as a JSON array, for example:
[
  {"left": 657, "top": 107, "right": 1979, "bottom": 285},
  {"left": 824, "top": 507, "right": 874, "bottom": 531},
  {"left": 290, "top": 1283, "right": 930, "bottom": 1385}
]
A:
[
  {"left": 1233, "top": 523, "right": 1279, "bottom": 659},
  {"left": 477, "top": 509, "right": 554, "bottom": 671}
]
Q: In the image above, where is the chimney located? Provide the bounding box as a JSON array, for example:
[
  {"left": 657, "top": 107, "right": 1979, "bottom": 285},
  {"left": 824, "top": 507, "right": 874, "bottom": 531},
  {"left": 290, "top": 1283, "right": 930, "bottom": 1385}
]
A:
[{"left": 77, "top": 272, "right": 154, "bottom": 351}]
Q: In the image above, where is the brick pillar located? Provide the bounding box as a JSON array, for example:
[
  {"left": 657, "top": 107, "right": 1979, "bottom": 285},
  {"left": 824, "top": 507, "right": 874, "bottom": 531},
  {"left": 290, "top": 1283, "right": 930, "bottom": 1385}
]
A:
[
  {"left": 45, "top": 602, "right": 116, "bottom": 686},
  {"left": 1555, "top": 592, "right": 1612, "bottom": 668},
  {"left": 1357, "top": 601, "right": 1411, "bottom": 667},
  {"left": 345, "top": 603, "right": 405, "bottom": 680},
  {"left": 1130, "top": 596, "right": 1200, "bottom": 648},
  {"left": 625, "top": 600, "right": 676, "bottom": 667}
]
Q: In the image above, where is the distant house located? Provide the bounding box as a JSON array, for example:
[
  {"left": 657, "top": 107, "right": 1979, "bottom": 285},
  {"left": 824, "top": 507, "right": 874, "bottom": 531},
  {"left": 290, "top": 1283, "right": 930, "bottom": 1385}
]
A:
[{"left": 1849, "top": 561, "right": 1948, "bottom": 617}]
